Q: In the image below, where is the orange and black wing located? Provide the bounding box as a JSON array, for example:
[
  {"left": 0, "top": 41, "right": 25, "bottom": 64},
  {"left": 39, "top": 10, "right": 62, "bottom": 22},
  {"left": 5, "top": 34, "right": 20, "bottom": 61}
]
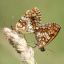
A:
[{"left": 35, "top": 23, "right": 61, "bottom": 48}]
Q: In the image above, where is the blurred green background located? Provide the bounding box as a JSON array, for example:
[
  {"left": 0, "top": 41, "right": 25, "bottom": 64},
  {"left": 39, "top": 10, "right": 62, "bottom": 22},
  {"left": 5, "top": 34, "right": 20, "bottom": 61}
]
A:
[{"left": 0, "top": 0, "right": 64, "bottom": 64}]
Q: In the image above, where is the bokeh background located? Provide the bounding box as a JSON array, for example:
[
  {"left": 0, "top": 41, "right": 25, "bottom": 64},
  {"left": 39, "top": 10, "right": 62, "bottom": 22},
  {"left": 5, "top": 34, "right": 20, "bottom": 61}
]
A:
[{"left": 0, "top": 0, "right": 64, "bottom": 64}]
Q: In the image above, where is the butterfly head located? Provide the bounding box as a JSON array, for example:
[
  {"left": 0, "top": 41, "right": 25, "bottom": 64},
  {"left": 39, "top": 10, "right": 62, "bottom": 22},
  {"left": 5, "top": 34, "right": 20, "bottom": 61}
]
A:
[{"left": 39, "top": 47, "right": 45, "bottom": 52}]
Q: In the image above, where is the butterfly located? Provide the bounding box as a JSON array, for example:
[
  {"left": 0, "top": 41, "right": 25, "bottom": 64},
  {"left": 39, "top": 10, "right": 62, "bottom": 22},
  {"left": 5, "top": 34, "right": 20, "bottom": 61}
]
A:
[
  {"left": 12, "top": 7, "right": 41, "bottom": 33},
  {"left": 11, "top": 16, "right": 34, "bottom": 34},
  {"left": 11, "top": 7, "right": 61, "bottom": 52},
  {"left": 32, "top": 23, "right": 61, "bottom": 51},
  {"left": 25, "top": 7, "right": 41, "bottom": 21},
  {"left": 24, "top": 7, "right": 61, "bottom": 52}
]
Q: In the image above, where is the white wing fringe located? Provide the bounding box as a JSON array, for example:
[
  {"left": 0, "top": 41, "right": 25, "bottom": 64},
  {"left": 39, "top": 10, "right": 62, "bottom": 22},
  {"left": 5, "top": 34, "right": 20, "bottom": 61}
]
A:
[{"left": 3, "top": 27, "right": 37, "bottom": 64}]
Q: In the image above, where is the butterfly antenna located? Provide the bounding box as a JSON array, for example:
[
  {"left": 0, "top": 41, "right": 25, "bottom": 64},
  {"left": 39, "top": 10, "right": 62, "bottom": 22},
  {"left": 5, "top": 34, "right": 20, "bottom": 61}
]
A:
[
  {"left": 46, "top": 48, "right": 56, "bottom": 55},
  {"left": 48, "top": 48, "right": 55, "bottom": 53}
]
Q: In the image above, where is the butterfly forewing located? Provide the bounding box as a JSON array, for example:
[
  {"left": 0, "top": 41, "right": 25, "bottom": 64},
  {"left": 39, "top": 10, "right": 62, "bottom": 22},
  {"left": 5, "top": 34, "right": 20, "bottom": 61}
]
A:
[{"left": 35, "top": 23, "right": 61, "bottom": 48}]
